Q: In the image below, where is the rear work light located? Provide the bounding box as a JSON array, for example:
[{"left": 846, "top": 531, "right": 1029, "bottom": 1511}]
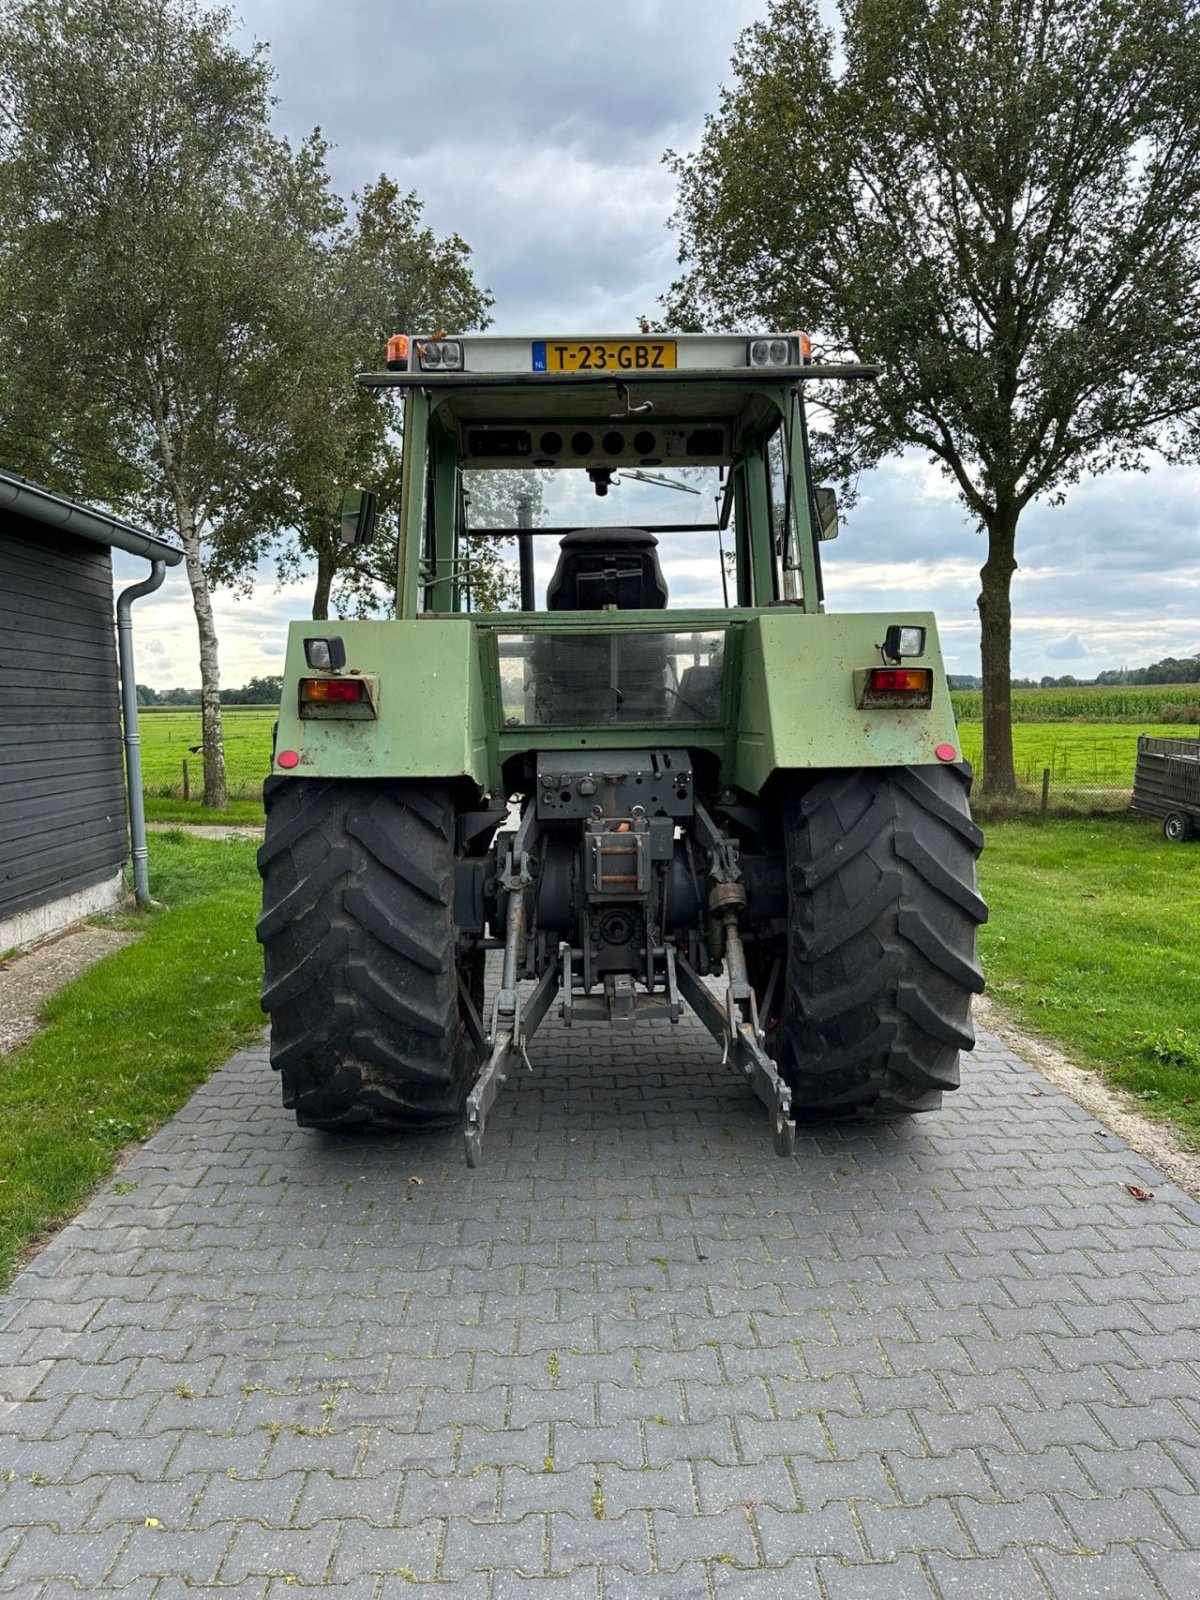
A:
[
  {"left": 304, "top": 635, "right": 346, "bottom": 672},
  {"left": 416, "top": 338, "right": 463, "bottom": 372},
  {"left": 883, "top": 624, "right": 926, "bottom": 660},
  {"left": 299, "top": 676, "right": 374, "bottom": 711},
  {"left": 859, "top": 666, "right": 934, "bottom": 709},
  {"left": 747, "top": 336, "right": 793, "bottom": 367}
]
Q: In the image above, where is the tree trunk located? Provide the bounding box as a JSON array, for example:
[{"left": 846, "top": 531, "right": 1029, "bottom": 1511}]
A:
[
  {"left": 312, "top": 548, "right": 333, "bottom": 621},
  {"left": 976, "top": 503, "right": 1018, "bottom": 797},
  {"left": 180, "top": 515, "right": 228, "bottom": 809}
]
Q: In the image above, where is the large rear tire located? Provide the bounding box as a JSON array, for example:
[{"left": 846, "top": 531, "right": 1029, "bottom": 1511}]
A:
[
  {"left": 257, "top": 776, "right": 477, "bottom": 1130},
  {"left": 769, "top": 764, "right": 986, "bottom": 1117}
]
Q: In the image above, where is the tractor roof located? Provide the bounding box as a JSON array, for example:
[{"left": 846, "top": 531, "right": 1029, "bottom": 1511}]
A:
[{"left": 358, "top": 333, "right": 878, "bottom": 470}]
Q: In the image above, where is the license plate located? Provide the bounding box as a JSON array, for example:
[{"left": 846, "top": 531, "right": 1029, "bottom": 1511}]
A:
[{"left": 532, "top": 339, "right": 677, "bottom": 373}]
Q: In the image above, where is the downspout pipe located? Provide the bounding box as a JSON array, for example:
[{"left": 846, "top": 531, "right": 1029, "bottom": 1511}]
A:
[{"left": 117, "top": 561, "right": 168, "bottom": 909}]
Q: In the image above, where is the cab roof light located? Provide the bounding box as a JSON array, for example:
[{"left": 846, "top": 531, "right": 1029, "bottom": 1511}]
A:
[
  {"left": 386, "top": 334, "right": 409, "bottom": 371},
  {"left": 416, "top": 338, "right": 464, "bottom": 372},
  {"left": 747, "top": 335, "right": 794, "bottom": 368}
]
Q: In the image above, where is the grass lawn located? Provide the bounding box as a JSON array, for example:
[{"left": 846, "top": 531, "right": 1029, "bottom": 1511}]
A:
[
  {"left": 0, "top": 833, "right": 265, "bottom": 1287},
  {"left": 978, "top": 816, "right": 1200, "bottom": 1142},
  {"left": 144, "top": 795, "right": 264, "bottom": 826}
]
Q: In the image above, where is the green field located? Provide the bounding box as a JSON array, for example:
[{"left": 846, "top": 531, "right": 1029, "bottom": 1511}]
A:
[
  {"left": 139, "top": 706, "right": 275, "bottom": 800},
  {"left": 952, "top": 683, "right": 1200, "bottom": 722},
  {"left": 133, "top": 681, "right": 1200, "bottom": 819}
]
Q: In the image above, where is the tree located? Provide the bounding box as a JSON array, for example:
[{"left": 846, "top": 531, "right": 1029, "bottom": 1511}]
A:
[
  {"left": 275, "top": 177, "right": 493, "bottom": 622},
  {"left": 220, "top": 675, "right": 284, "bottom": 705},
  {"left": 0, "top": 0, "right": 338, "bottom": 806},
  {"left": 666, "top": 0, "right": 1200, "bottom": 793},
  {"left": 332, "top": 468, "right": 544, "bottom": 620}
]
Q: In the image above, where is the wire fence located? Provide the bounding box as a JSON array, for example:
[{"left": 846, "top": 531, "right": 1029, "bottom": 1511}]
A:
[
  {"left": 970, "top": 773, "right": 1135, "bottom": 820},
  {"left": 144, "top": 755, "right": 270, "bottom": 803},
  {"left": 137, "top": 707, "right": 1197, "bottom": 818},
  {"left": 960, "top": 729, "right": 1200, "bottom": 819}
]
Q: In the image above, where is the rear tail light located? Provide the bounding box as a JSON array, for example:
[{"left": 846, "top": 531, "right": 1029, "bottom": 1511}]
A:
[
  {"left": 859, "top": 666, "right": 933, "bottom": 708},
  {"left": 300, "top": 677, "right": 372, "bottom": 706}
]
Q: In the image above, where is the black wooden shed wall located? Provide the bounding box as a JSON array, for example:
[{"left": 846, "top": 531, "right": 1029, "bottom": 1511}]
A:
[{"left": 0, "top": 517, "right": 127, "bottom": 922}]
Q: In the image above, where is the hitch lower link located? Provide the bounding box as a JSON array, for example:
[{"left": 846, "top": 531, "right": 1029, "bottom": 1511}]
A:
[
  {"left": 461, "top": 808, "right": 797, "bottom": 1165},
  {"left": 676, "top": 809, "right": 797, "bottom": 1158},
  {"left": 463, "top": 829, "right": 557, "bottom": 1168}
]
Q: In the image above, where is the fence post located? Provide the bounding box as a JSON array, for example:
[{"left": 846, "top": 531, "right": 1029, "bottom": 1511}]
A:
[
  {"left": 182, "top": 758, "right": 190, "bottom": 802},
  {"left": 1040, "top": 766, "right": 1051, "bottom": 819}
]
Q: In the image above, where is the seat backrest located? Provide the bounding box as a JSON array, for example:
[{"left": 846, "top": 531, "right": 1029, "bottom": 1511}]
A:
[{"left": 545, "top": 527, "right": 668, "bottom": 611}]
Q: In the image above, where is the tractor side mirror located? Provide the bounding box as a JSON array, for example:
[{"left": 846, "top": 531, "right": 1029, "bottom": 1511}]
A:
[
  {"left": 814, "top": 486, "right": 838, "bottom": 541},
  {"left": 339, "top": 488, "right": 377, "bottom": 548}
]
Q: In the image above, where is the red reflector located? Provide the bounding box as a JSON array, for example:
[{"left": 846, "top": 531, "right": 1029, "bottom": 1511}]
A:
[
  {"left": 277, "top": 749, "right": 299, "bottom": 769},
  {"left": 935, "top": 743, "right": 957, "bottom": 762},
  {"left": 300, "top": 677, "right": 367, "bottom": 703},
  {"left": 869, "top": 667, "right": 929, "bottom": 693}
]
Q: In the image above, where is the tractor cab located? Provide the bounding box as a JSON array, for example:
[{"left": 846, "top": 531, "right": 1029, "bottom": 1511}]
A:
[{"left": 365, "top": 330, "right": 843, "bottom": 625}]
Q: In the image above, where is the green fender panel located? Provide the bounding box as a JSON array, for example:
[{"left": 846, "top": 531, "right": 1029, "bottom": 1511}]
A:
[
  {"left": 732, "top": 611, "right": 961, "bottom": 792},
  {"left": 273, "top": 619, "right": 490, "bottom": 788}
]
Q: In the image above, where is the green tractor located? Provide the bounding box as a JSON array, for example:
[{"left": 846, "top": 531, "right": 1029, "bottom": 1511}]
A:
[{"left": 258, "top": 331, "right": 986, "bottom": 1163}]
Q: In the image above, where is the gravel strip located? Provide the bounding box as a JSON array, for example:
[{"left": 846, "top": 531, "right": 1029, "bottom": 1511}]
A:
[{"left": 0, "top": 927, "right": 138, "bottom": 1053}]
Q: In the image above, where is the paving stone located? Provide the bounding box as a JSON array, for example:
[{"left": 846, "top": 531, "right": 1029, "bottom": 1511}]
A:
[
  {"left": 3, "top": 1525, "right": 132, "bottom": 1585},
  {"left": 4, "top": 1020, "right": 1200, "bottom": 1594},
  {"left": 329, "top": 1517, "right": 444, "bottom": 1582},
  {"left": 817, "top": 1553, "right": 938, "bottom": 1598},
  {"left": 955, "top": 1492, "right": 1076, "bottom": 1556},
  {"left": 493, "top": 1571, "right": 601, "bottom": 1599},
  {"left": 602, "top": 1563, "right": 709, "bottom": 1599},
  {"left": 1140, "top": 1546, "right": 1200, "bottom": 1600},
  {"left": 926, "top": 1548, "right": 1059, "bottom": 1598},
  {"left": 710, "top": 1563, "right": 823, "bottom": 1598},
  {"left": 653, "top": 1507, "right": 758, "bottom": 1570},
  {"left": 442, "top": 1511, "right": 547, "bottom": 1578},
  {"left": 1032, "top": 1545, "right": 1162, "bottom": 1598},
  {"left": 858, "top": 1498, "right": 974, "bottom": 1559}
]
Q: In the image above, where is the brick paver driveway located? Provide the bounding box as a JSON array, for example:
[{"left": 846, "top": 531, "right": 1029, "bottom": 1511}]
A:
[{"left": 4, "top": 1010, "right": 1200, "bottom": 1599}]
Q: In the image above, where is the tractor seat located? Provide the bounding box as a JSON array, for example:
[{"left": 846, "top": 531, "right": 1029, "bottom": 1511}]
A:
[{"left": 545, "top": 527, "right": 668, "bottom": 611}]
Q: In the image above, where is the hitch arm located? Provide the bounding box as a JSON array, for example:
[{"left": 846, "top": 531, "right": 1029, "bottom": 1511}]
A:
[
  {"left": 463, "top": 959, "right": 558, "bottom": 1167},
  {"left": 674, "top": 952, "right": 796, "bottom": 1158}
]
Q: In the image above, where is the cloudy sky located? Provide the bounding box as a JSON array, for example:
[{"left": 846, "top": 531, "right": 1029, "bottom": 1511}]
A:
[{"left": 119, "top": 0, "right": 1199, "bottom": 688}]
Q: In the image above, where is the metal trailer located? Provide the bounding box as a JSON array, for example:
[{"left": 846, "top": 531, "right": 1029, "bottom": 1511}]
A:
[{"left": 1132, "top": 734, "right": 1200, "bottom": 842}]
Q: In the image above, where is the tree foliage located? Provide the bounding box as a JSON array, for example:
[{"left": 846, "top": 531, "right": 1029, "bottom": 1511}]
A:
[
  {"left": 0, "top": 0, "right": 337, "bottom": 806},
  {"left": 273, "top": 176, "right": 493, "bottom": 620},
  {"left": 667, "top": 0, "right": 1200, "bottom": 792}
]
